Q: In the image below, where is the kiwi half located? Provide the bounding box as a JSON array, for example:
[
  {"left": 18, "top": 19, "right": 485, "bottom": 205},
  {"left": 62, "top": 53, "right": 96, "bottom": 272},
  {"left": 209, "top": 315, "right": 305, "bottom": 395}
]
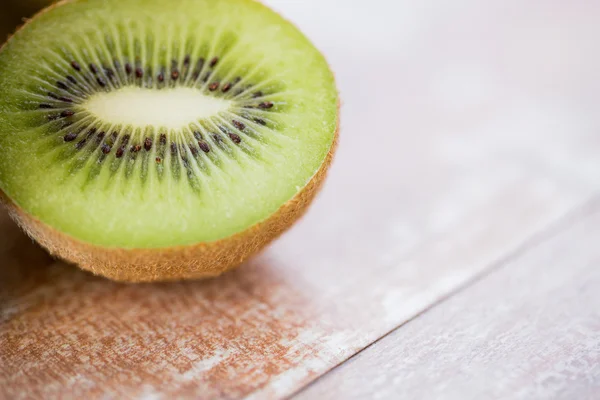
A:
[{"left": 0, "top": 0, "right": 338, "bottom": 282}]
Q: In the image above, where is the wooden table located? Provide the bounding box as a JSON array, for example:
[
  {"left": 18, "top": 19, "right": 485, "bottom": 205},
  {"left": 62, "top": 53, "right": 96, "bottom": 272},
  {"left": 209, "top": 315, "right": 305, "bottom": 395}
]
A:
[{"left": 1, "top": 0, "right": 599, "bottom": 398}]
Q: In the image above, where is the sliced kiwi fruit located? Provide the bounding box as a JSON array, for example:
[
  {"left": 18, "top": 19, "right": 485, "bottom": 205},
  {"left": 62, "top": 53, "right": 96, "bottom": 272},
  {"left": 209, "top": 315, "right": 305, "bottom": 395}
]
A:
[{"left": 0, "top": 0, "right": 339, "bottom": 282}]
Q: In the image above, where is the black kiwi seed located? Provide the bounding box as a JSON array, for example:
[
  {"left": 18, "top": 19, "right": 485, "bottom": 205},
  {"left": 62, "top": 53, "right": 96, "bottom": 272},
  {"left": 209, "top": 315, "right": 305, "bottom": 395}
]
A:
[
  {"left": 222, "top": 83, "right": 232, "bottom": 93},
  {"left": 253, "top": 91, "right": 263, "bottom": 98},
  {"left": 89, "top": 63, "right": 99, "bottom": 74},
  {"left": 48, "top": 92, "right": 59, "bottom": 100},
  {"left": 160, "top": 134, "right": 167, "bottom": 145},
  {"left": 144, "top": 137, "right": 153, "bottom": 151},
  {"left": 64, "top": 133, "right": 78, "bottom": 142},
  {"left": 131, "top": 144, "right": 141, "bottom": 153},
  {"left": 76, "top": 139, "right": 87, "bottom": 150},
  {"left": 156, "top": 157, "right": 162, "bottom": 164},
  {"left": 258, "top": 101, "right": 274, "bottom": 109},
  {"left": 228, "top": 133, "right": 242, "bottom": 144},
  {"left": 184, "top": 55, "right": 191, "bottom": 66},
  {"left": 56, "top": 81, "right": 68, "bottom": 90},
  {"left": 71, "top": 61, "right": 81, "bottom": 71},
  {"left": 171, "top": 68, "right": 179, "bottom": 81},
  {"left": 61, "top": 110, "right": 75, "bottom": 117},
  {"left": 193, "top": 131, "right": 202, "bottom": 140},
  {"left": 232, "top": 120, "right": 245, "bottom": 130},
  {"left": 96, "top": 132, "right": 106, "bottom": 142},
  {"left": 209, "top": 57, "right": 219, "bottom": 67},
  {"left": 254, "top": 118, "right": 267, "bottom": 126},
  {"left": 60, "top": 97, "right": 74, "bottom": 103},
  {"left": 116, "top": 146, "right": 125, "bottom": 158},
  {"left": 39, "top": 104, "right": 53, "bottom": 109},
  {"left": 209, "top": 82, "right": 219, "bottom": 91},
  {"left": 97, "top": 77, "right": 107, "bottom": 87},
  {"left": 101, "top": 144, "right": 112, "bottom": 154},
  {"left": 158, "top": 69, "right": 165, "bottom": 82},
  {"left": 189, "top": 145, "right": 198, "bottom": 156},
  {"left": 125, "top": 63, "right": 132, "bottom": 75},
  {"left": 135, "top": 67, "right": 144, "bottom": 78},
  {"left": 198, "top": 141, "right": 210, "bottom": 153},
  {"left": 67, "top": 75, "right": 77, "bottom": 84},
  {"left": 170, "top": 142, "right": 177, "bottom": 155}
]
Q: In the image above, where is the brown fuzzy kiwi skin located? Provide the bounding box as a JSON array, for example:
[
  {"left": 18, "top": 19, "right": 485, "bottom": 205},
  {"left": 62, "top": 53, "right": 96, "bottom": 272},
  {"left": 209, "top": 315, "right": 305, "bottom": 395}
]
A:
[
  {"left": 0, "top": 0, "right": 340, "bottom": 282},
  {"left": 0, "top": 129, "right": 338, "bottom": 282}
]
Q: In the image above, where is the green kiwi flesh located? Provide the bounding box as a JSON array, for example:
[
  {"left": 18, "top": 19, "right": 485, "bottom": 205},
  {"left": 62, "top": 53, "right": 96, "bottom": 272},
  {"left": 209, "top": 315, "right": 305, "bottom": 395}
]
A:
[{"left": 0, "top": 1, "right": 338, "bottom": 258}]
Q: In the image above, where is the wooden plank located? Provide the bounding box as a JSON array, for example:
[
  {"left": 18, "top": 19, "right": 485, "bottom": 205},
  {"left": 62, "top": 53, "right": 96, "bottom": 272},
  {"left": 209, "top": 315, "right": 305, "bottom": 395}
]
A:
[
  {"left": 296, "top": 200, "right": 600, "bottom": 400},
  {"left": 2, "top": 0, "right": 600, "bottom": 399}
]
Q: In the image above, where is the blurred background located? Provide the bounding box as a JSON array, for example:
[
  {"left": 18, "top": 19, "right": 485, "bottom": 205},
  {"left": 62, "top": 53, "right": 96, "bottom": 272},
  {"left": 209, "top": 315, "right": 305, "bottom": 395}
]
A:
[
  {"left": 1, "top": 1, "right": 599, "bottom": 399},
  {"left": 1, "top": 1, "right": 49, "bottom": 40}
]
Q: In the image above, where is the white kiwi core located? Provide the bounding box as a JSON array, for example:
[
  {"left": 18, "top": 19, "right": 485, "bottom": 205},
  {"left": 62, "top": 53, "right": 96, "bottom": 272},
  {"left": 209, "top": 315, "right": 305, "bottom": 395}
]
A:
[{"left": 84, "top": 87, "right": 233, "bottom": 129}]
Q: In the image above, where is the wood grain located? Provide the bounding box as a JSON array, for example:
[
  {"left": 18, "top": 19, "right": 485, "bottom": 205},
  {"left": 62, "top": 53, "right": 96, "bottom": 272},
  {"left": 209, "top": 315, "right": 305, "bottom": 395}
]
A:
[
  {"left": 296, "top": 200, "right": 600, "bottom": 400},
  {"left": 2, "top": 0, "right": 600, "bottom": 398}
]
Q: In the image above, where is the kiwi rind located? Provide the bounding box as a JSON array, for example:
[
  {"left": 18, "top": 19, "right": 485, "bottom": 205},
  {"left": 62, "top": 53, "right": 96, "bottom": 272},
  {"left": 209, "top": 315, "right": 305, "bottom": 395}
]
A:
[{"left": 0, "top": 0, "right": 339, "bottom": 282}]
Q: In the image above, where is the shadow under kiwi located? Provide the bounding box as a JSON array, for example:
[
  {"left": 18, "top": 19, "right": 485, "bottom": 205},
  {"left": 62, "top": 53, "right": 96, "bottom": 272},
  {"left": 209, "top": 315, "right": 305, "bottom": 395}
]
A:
[{"left": 0, "top": 207, "right": 56, "bottom": 304}]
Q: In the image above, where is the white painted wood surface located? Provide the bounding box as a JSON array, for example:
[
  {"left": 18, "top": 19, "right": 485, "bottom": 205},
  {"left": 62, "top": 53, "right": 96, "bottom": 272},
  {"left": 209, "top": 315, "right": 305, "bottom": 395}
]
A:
[
  {"left": 296, "top": 200, "right": 600, "bottom": 400},
  {"left": 1, "top": 0, "right": 600, "bottom": 398}
]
